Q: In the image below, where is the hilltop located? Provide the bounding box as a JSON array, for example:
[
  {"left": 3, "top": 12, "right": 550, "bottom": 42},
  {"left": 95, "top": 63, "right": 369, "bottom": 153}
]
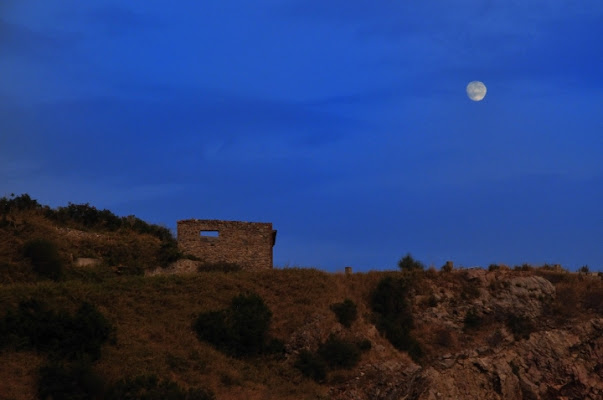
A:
[{"left": 0, "top": 195, "right": 601, "bottom": 399}]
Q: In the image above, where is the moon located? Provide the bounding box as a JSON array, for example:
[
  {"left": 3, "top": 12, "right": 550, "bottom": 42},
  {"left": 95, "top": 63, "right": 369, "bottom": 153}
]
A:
[{"left": 466, "top": 81, "right": 487, "bottom": 101}]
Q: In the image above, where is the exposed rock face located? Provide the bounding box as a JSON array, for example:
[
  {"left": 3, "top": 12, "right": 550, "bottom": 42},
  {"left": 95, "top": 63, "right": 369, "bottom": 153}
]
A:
[
  {"left": 294, "top": 270, "right": 602, "bottom": 400},
  {"left": 415, "top": 319, "right": 603, "bottom": 400}
]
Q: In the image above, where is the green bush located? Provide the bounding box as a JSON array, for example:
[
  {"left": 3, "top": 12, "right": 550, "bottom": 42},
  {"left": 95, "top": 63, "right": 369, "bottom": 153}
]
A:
[
  {"left": 0, "top": 299, "right": 113, "bottom": 361},
  {"left": 370, "top": 276, "right": 422, "bottom": 362},
  {"left": 317, "top": 335, "right": 361, "bottom": 369},
  {"left": 0, "top": 193, "right": 41, "bottom": 214},
  {"left": 397, "top": 253, "right": 424, "bottom": 272},
  {"left": 294, "top": 350, "right": 326, "bottom": 382},
  {"left": 463, "top": 307, "right": 483, "bottom": 331},
  {"left": 193, "top": 292, "right": 274, "bottom": 357},
  {"left": 107, "top": 375, "right": 215, "bottom": 400},
  {"left": 158, "top": 240, "right": 182, "bottom": 268},
  {"left": 357, "top": 339, "right": 372, "bottom": 351},
  {"left": 22, "top": 238, "right": 63, "bottom": 280},
  {"left": 506, "top": 314, "right": 535, "bottom": 340},
  {"left": 441, "top": 262, "right": 453, "bottom": 273},
  {"left": 37, "top": 360, "right": 104, "bottom": 400},
  {"left": 330, "top": 299, "right": 357, "bottom": 328},
  {"left": 488, "top": 264, "right": 501, "bottom": 272}
]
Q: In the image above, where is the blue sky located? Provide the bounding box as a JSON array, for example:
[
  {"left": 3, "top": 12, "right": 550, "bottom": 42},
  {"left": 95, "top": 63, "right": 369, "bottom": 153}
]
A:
[{"left": 1, "top": 1, "right": 601, "bottom": 271}]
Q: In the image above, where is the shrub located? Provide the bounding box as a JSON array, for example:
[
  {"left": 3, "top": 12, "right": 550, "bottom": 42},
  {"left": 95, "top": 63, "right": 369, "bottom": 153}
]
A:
[
  {"left": 317, "top": 335, "right": 361, "bottom": 370},
  {"left": 397, "top": 253, "right": 424, "bottom": 272},
  {"left": 371, "top": 276, "right": 413, "bottom": 322},
  {"left": 441, "top": 262, "right": 453, "bottom": 273},
  {"left": 22, "top": 239, "right": 63, "bottom": 280},
  {"left": 0, "top": 193, "right": 40, "bottom": 214},
  {"left": 330, "top": 299, "right": 358, "bottom": 328},
  {"left": 579, "top": 265, "right": 590, "bottom": 274},
  {"left": 357, "top": 339, "right": 372, "bottom": 352},
  {"left": 107, "top": 375, "right": 215, "bottom": 400},
  {"left": 193, "top": 292, "right": 273, "bottom": 357},
  {"left": 157, "top": 240, "right": 182, "bottom": 268},
  {"left": 37, "top": 360, "right": 104, "bottom": 400},
  {"left": 294, "top": 350, "right": 326, "bottom": 382},
  {"left": 0, "top": 299, "right": 113, "bottom": 361},
  {"left": 463, "top": 308, "right": 483, "bottom": 331},
  {"left": 514, "top": 264, "right": 533, "bottom": 272},
  {"left": 370, "top": 276, "right": 422, "bottom": 361},
  {"left": 488, "top": 264, "right": 500, "bottom": 272},
  {"left": 460, "top": 283, "right": 481, "bottom": 300},
  {"left": 506, "top": 314, "right": 535, "bottom": 340}
]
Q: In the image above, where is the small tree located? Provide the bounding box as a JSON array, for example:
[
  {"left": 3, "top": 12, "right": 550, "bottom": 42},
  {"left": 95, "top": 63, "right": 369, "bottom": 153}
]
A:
[{"left": 398, "top": 253, "right": 424, "bottom": 272}]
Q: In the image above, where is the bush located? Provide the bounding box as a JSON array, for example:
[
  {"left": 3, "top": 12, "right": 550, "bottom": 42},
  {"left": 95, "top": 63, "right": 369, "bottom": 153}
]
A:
[
  {"left": 317, "top": 335, "right": 361, "bottom": 370},
  {"left": 463, "top": 307, "right": 483, "bottom": 331},
  {"left": 294, "top": 350, "right": 326, "bottom": 382},
  {"left": 488, "top": 264, "right": 501, "bottom": 272},
  {"left": 357, "top": 339, "right": 372, "bottom": 351},
  {"left": 506, "top": 314, "right": 535, "bottom": 340},
  {"left": 193, "top": 292, "right": 273, "bottom": 357},
  {"left": 37, "top": 360, "right": 104, "bottom": 400},
  {"left": 398, "top": 253, "right": 424, "bottom": 272},
  {"left": 157, "top": 240, "right": 182, "bottom": 268},
  {"left": 22, "top": 239, "right": 63, "bottom": 280},
  {"left": 0, "top": 193, "right": 40, "bottom": 214},
  {"left": 370, "top": 276, "right": 422, "bottom": 362},
  {"left": 107, "top": 375, "right": 215, "bottom": 400},
  {"left": 514, "top": 264, "right": 533, "bottom": 272},
  {"left": 330, "top": 299, "right": 357, "bottom": 328},
  {"left": 579, "top": 265, "right": 590, "bottom": 274},
  {"left": 441, "top": 262, "right": 453, "bottom": 273},
  {"left": 0, "top": 299, "right": 113, "bottom": 361}
]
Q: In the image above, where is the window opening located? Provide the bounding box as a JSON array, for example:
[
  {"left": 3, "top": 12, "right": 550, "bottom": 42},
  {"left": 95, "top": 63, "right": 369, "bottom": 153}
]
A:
[{"left": 200, "top": 230, "right": 219, "bottom": 238}]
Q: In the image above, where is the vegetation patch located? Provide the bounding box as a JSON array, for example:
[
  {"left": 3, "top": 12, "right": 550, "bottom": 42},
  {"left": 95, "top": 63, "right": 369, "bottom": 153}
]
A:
[
  {"left": 294, "top": 350, "right": 327, "bottom": 382},
  {"left": 107, "top": 375, "right": 215, "bottom": 400},
  {"left": 193, "top": 292, "right": 279, "bottom": 357},
  {"left": 330, "top": 299, "right": 358, "bottom": 328},
  {"left": 370, "top": 276, "right": 423, "bottom": 362},
  {"left": 397, "top": 253, "right": 425, "bottom": 272},
  {"left": 294, "top": 334, "right": 369, "bottom": 382},
  {"left": 0, "top": 299, "right": 113, "bottom": 361},
  {"left": 505, "top": 314, "right": 535, "bottom": 340},
  {"left": 22, "top": 239, "right": 64, "bottom": 281}
]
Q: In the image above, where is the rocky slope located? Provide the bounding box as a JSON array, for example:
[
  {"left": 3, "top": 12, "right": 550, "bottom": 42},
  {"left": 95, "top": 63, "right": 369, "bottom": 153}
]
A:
[{"left": 284, "top": 269, "right": 603, "bottom": 400}]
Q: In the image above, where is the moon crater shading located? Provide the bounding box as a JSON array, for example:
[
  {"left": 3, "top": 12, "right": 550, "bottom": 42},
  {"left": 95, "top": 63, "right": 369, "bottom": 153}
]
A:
[{"left": 466, "top": 81, "right": 487, "bottom": 101}]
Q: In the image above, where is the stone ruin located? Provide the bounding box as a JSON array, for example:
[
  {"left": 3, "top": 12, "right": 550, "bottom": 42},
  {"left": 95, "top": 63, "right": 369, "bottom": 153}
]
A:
[{"left": 177, "top": 219, "right": 277, "bottom": 271}]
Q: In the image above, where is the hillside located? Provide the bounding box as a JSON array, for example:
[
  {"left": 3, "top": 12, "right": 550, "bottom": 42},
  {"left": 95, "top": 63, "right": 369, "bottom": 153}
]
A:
[
  {"left": 0, "top": 195, "right": 602, "bottom": 399},
  {"left": 0, "top": 194, "right": 180, "bottom": 283}
]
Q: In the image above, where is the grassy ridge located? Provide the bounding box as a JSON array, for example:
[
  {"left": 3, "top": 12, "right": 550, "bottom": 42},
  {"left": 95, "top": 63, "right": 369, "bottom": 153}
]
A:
[{"left": 0, "top": 269, "right": 392, "bottom": 400}]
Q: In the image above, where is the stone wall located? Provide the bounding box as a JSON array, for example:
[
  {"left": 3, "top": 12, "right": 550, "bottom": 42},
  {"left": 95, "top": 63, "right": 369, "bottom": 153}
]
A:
[{"left": 177, "top": 219, "right": 276, "bottom": 271}]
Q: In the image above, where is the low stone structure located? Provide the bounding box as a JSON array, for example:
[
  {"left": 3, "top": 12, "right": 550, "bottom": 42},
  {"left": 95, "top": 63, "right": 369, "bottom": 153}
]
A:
[{"left": 177, "top": 219, "right": 276, "bottom": 271}]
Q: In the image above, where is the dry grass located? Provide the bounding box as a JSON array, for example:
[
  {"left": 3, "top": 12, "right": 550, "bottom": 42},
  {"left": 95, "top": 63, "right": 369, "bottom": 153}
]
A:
[
  {"left": 0, "top": 269, "right": 416, "bottom": 399},
  {"left": 0, "top": 351, "right": 44, "bottom": 400}
]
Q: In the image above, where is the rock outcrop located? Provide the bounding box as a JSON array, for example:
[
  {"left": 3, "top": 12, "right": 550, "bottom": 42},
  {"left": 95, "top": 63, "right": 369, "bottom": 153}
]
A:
[{"left": 287, "top": 269, "right": 602, "bottom": 400}]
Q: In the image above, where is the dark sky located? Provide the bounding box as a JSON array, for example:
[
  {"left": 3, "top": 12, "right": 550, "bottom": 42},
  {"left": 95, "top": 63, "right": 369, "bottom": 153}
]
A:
[{"left": 1, "top": 1, "right": 601, "bottom": 271}]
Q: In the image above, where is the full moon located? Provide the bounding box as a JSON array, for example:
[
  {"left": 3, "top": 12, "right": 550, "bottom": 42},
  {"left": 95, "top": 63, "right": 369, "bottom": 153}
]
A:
[{"left": 466, "top": 81, "right": 487, "bottom": 101}]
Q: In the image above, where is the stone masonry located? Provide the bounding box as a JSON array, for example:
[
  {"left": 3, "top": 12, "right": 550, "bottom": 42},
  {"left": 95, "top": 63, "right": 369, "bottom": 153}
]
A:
[{"left": 177, "top": 219, "right": 276, "bottom": 271}]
